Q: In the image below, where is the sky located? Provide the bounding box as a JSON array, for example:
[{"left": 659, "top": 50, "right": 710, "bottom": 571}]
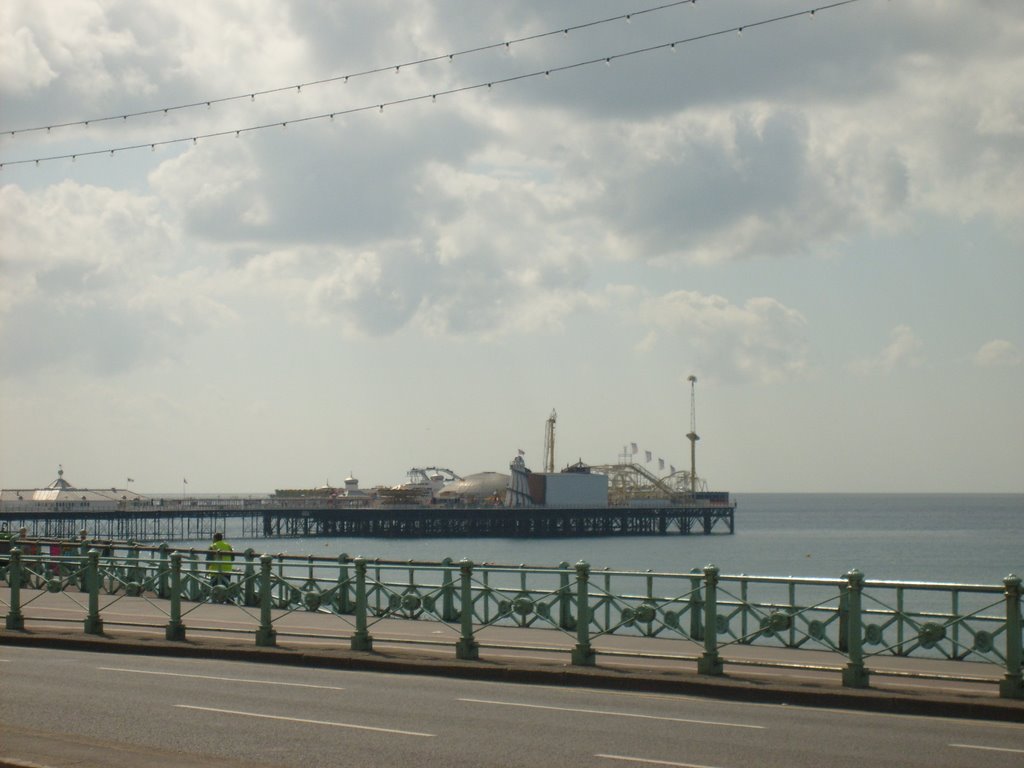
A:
[{"left": 1, "top": 0, "right": 1022, "bottom": 494}]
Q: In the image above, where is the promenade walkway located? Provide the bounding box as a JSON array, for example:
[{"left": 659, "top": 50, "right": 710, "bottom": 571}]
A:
[{"left": 2, "top": 588, "right": 1021, "bottom": 724}]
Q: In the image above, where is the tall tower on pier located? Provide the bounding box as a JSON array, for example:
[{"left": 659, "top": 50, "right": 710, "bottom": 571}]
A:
[
  {"left": 543, "top": 409, "right": 557, "bottom": 474},
  {"left": 686, "top": 375, "right": 699, "bottom": 495}
]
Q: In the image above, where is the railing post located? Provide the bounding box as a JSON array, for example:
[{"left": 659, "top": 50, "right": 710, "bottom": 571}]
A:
[
  {"left": 999, "top": 574, "right": 1022, "bottom": 699},
  {"left": 698, "top": 565, "right": 723, "bottom": 675},
  {"left": 5, "top": 549, "right": 24, "bottom": 630},
  {"left": 351, "top": 557, "right": 373, "bottom": 651},
  {"left": 337, "top": 554, "right": 352, "bottom": 614},
  {"left": 440, "top": 557, "right": 456, "bottom": 621},
  {"left": 243, "top": 549, "right": 257, "bottom": 607},
  {"left": 455, "top": 559, "right": 478, "bottom": 659},
  {"left": 255, "top": 554, "right": 277, "bottom": 647},
  {"left": 84, "top": 549, "right": 104, "bottom": 635},
  {"left": 688, "top": 567, "right": 704, "bottom": 641},
  {"left": 558, "top": 561, "right": 574, "bottom": 630},
  {"left": 841, "top": 569, "right": 869, "bottom": 689},
  {"left": 128, "top": 543, "right": 141, "bottom": 586},
  {"left": 188, "top": 550, "right": 202, "bottom": 601},
  {"left": 838, "top": 584, "right": 849, "bottom": 653},
  {"left": 571, "top": 560, "right": 595, "bottom": 666},
  {"left": 165, "top": 552, "right": 186, "bottom": 641},
  {"left": 157, "top": 543, "right": 170, "bottom": 598}
]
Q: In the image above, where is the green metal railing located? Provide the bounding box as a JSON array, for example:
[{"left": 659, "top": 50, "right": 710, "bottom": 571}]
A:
[{"left": 1, "top": 538, "right": 1020, "bottom": 699}]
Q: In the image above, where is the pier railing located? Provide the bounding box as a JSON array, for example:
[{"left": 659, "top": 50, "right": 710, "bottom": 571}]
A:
[{"left": 1, "top": 538, "right": 1020, "bottom": 699}]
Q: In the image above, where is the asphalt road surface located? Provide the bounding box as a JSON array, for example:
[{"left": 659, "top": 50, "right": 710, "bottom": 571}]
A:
[{"left": 1, "top": 645, "right": 1022, "bottom": 768}]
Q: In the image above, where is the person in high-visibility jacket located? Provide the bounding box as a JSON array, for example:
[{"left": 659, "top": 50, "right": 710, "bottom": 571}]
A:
[{"left": 208, "top": 532, "right": 234, "bottom": 586}]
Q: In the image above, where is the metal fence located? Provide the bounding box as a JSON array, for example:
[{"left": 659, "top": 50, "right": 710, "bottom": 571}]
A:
[{"left": 1, "top": 537, "right": 1021, "bottom": 699}]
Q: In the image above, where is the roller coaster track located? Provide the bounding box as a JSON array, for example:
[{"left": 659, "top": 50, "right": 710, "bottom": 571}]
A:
[{"left": 589, "top": 463, "right": 708, "bottom": 505}]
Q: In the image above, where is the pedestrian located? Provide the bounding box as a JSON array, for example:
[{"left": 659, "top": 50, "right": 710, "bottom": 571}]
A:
[
  {"left": 208, "top": 532, "right": 234, "bottom": 587},
  {"left": 16, "top": 527, "right": 35, "bottom": 555}
]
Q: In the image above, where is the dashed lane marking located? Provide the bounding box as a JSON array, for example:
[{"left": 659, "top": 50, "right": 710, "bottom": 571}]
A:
[
  {"left": 99, "top": 666, "right": 346, "bottom": 690},
  {"left": 457, "top": 698, "right": 764, "bottom": 729},
  {"left": 174, "top": 705, "right": 434, "bottom": 736},
  {"left": 596, "top": 755, "right": 725, "bottom": 767},
  {"left": 949, "top": 744, "right": 1024, "bottom": 754}
]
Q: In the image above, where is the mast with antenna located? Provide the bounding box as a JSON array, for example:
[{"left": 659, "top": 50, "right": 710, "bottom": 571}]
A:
[
  {"left": 543, "top": 409, "right": 557, "bottom": 473},
  {"left": 686, "top": 375, "right": 699, "bottom": 495}
]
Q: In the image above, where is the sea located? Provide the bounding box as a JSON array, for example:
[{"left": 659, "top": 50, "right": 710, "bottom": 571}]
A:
[{"left": 186, "top": 493, "right": 1024, "bottom": 586}]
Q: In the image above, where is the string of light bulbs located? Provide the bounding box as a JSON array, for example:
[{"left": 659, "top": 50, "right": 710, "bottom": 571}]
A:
[
  {"left": 0, "top": 0, "right": 865, "bottom": 169},
  {"left": 2, "top": 0, "right": 701, "bottom": 138}
]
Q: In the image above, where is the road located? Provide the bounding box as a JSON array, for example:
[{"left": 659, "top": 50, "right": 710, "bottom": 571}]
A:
[{"left": 1, "top": 645, "right": 1022, "bottom": 768}]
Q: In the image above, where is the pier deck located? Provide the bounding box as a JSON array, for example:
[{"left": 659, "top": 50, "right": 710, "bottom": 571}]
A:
[{"left": 0, "top": 500, "right": 735, "bottom": 542}]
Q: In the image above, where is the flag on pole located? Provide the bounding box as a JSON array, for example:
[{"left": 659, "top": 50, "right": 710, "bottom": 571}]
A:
[
  {"left": 644, "top": 450, "right": 652, "bottom": 463},
  {"left": 630, "top": 443, "right": 638, "bottom": 454},
  {"left": 658, "top": 459, "right": 665, "bottom": 471},
  {"left": 670, "top": 465, "right": 676, "bottom": 475},
  {"left": 127, "top": 477, "right": 135, "bottom": 483},
  {"left": 183, "top": 478, "right": 188, "bottom": 484}
]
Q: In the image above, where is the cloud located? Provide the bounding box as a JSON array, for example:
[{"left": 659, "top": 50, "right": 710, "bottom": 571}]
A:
[
  {"left": 974, "top": 339, "right": 1023, "bottom": 368},
  {"left": 850, "top": 324, "right": 923, "bottom": 376},
  {"left": 0, "top": 24, "right": 56, "bottom": 95},
  {"left": 0, "top": 181, "right": 234, "bottom": 377},
  {"left": 1, "top": 2, "right": 1020, "bottom": 354},
  {"left": 636, "top": 290, "right": 810, "bottom": 384}
]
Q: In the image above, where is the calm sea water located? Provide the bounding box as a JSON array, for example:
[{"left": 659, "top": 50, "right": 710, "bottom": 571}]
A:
[{"left": 192, "top": 494, "right": 1023, "bottom": 586}]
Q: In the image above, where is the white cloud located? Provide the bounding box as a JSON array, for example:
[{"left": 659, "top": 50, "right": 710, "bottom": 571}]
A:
[
  {"left": 850, "top": 325, "right": 924, "bottom": 376},
  {"left": 0, "top": 181, "right": 235, "bottom": 376},
  {"left": 637, "top": 291, "right": 810, "bottom": 384},
  {"left": 974, "top": 339, "right": 1023, "bottom": 368},
  {"left": 0, "top": 24, "right": 56, "bottom": 94}
]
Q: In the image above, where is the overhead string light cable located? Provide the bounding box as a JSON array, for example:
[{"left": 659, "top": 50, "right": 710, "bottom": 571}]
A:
[
  {"left": 1, "top": 0, "right": 865, "bottom": 168},
  {"left": 2, "top": 0, "right": 700, "bottom": 138}
]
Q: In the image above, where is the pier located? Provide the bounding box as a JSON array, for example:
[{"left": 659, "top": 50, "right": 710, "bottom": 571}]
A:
[{"left": 0, "top": 498, "right": 735, "bottom": 543}]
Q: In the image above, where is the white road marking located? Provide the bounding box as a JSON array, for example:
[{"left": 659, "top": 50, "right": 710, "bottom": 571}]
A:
[
  {"left": 596, "top": 754, "right": 724, "bottom": 768},
  {"left": 458, "top": 698, "right": 764, "bottom": 729},
  {"left": 174, "top": 705, "right": 434, "bottom": 737},
  {"left": 99, "top": 667, "right": 346, "bottom": 690},
  {"left": 492, "top": 683, "right": 706, "bottom": 704},
  {"left": 949, "top": 743, "right": 1024, "bottom": 754}
]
